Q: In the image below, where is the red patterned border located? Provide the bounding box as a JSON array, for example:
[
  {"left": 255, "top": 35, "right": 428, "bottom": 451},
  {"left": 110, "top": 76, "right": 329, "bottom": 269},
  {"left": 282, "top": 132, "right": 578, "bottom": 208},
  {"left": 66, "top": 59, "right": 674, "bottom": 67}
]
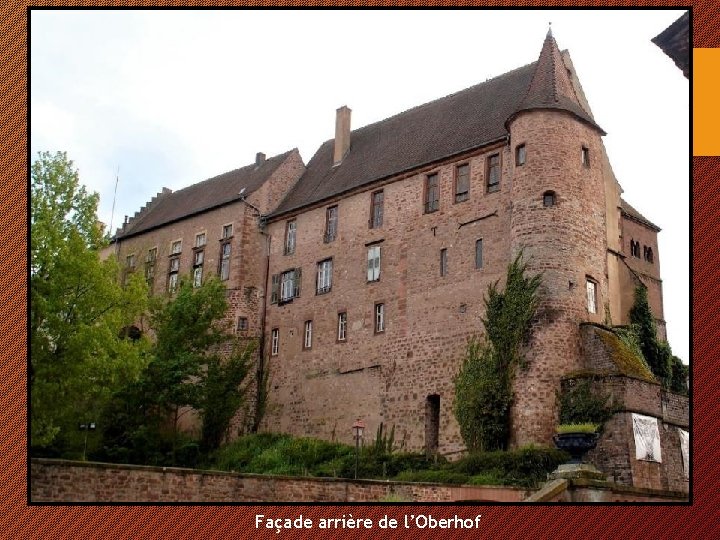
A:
[{"left": 11, "top": 2, "right": 709, "bottom": 539}]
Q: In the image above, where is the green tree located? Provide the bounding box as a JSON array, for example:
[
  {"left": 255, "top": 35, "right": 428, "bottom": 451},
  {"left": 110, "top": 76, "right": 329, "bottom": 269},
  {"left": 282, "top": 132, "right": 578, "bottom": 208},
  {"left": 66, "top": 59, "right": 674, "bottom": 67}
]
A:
[
  {"left": 98, "top": 277, "right": 256, "bottom": 464},
  {"left": 454, "top": 253, "right": 541, "bottom": 452},
  {"left": 31, "top": 151, "right": 149, "bottom": 450},
  {"left": 628, "top": 285, "right": 673, "bottom": 387}
]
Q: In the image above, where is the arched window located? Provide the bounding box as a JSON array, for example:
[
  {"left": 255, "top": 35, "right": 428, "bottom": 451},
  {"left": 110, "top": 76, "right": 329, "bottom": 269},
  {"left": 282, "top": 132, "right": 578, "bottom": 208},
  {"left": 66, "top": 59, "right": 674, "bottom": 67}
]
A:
[
  {"left": 630, "top": 240, "right": 640, "bottom": 258},
  {"left": 644, "top": 246, "right": 654, "bottom": 263},
  {"left": 543, "top": 190, "right": 556, "bottom": 207}
]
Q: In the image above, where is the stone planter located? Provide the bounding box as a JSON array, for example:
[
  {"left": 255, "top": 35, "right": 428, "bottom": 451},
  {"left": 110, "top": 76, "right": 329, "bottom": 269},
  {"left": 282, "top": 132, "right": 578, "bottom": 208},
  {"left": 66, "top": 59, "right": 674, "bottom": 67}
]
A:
[{"left": 553, "top": 432, "right": 598, "bottom": 464}]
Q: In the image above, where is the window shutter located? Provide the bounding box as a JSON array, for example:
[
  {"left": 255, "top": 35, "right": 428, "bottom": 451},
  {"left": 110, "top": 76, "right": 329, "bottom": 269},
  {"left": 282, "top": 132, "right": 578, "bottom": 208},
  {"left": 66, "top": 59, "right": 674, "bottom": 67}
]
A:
[
  {"left": 375, "top": 247, "right": 381, "bottom": 279},
  {"left": 367, "top": 249, "right": 374, "bottom": 281},
  {"left": 271, "top": 274, "right": 279, "bottom": 304},
  {"left": 294, "top": 267, "right": 302, "bottom": 297}
]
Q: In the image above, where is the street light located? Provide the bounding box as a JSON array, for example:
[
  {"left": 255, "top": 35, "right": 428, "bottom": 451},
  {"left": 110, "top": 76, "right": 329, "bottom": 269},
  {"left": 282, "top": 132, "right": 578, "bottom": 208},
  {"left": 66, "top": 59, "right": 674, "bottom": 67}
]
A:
[
  {"left": 79, "top": 422, "right": 96, "bottom": 461},
  {"left": 352, "top": 418, "right": 365, "bottom": 479}
]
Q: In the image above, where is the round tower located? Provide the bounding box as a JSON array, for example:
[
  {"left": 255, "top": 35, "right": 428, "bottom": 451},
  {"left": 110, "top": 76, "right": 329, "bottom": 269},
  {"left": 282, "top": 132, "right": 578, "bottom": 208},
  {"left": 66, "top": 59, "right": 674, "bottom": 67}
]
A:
[{"left": 506, "top": 30, "right": 609, "bottom": 446}]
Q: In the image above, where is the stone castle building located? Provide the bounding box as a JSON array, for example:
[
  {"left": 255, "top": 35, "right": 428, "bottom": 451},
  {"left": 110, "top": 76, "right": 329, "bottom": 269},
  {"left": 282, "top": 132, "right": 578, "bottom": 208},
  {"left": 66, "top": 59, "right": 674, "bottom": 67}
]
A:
[{"left": 112, "top": 31, "right": 687, "bottom": 491}]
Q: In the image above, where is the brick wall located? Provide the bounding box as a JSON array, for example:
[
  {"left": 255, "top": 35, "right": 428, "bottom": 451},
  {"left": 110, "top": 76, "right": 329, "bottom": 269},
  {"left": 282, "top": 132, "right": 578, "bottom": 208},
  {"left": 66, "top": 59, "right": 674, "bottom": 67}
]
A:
[{"left": 30, "top": 459, "right": 528, "bottom": 503}]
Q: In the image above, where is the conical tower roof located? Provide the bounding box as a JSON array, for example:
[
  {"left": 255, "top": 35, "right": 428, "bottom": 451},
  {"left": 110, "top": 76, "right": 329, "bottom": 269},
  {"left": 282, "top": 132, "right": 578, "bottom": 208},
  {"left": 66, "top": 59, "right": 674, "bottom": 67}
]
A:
[{"left": 506, "top": 28, "right": 606, "bottom": 135}]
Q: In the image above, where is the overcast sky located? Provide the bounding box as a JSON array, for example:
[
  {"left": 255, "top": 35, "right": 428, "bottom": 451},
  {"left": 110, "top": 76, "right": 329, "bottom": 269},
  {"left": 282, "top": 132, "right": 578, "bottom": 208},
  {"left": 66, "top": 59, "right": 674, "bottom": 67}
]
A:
[{"left": 30, "top": 9, "right": 689, "bottom": 361}]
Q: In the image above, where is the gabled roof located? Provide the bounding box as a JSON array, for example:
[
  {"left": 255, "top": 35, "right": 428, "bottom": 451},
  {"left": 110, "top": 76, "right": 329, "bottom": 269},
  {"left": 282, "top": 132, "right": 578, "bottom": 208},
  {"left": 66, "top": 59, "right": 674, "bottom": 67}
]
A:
[
  {"left": 652, "top": 12, "right": 690, "bottom": 78},
  {"left": 116, "top": 149, "right": 295, "bottom": 239},
  {"left": 621, "top": 199, "right": 661, "bottom": 232},
  {"left": 272, "top": 33, "right": 603, "bottom": 218}
]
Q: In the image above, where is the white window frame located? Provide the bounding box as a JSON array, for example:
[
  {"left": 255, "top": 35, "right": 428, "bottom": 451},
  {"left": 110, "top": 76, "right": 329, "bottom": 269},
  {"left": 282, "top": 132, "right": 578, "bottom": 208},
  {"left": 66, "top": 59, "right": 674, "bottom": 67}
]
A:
[
  {"left": 168, "top": 272, "right": 178, "bottom": 293},
  {"left": 171, "top": 240, "right": 182, "bottom": 254},
  {"left": 375, "top": 303, "right": 385, "bottom": 333},
  {"left": 271, "top": 328, "right": 279, "bottom": 356},
  {"left": 285, "top": 220, "right": 296, "bottom": 255},
  {"left": 337, "top": 312, "right": 347, "bottom": 341},
  {"left": 304, "top": 320, "right": 313, "bottom": 349},
  {"left": 586, "top": 278, "right": 597, "bottom": 314},
  {"left": 195, "top": 232, "right": 206, "bottom": 248},
  {"left": 367, "top": 246, "right": 381, "bottom": 282},
  {"left": 280, "top": 270, "right": 295, "bottom": 301},
  {"left": 317, "top": 259, "right": 333, "bottom": 294},
  {"left": 220, "top": 241, "right": 231, "bottom": 281},
  {"left": 222, "top": 223, "right": 233, "bottom": 240}
]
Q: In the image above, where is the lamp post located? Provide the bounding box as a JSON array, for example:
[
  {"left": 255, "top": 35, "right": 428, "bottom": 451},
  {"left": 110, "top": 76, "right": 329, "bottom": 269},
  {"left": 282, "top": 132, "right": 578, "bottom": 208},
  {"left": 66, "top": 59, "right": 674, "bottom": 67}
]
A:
[
  {"left": 79, "top": 422, "right": 96, "bottom": 461},
  {"left": 352, "top": 418, "right": 365, "bottom": 479}
]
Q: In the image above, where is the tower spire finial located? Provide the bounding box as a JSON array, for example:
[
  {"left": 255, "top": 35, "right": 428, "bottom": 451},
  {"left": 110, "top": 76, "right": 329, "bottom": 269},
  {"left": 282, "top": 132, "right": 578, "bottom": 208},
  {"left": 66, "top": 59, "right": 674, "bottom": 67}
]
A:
[{"left": 547, "top": 22, "right": 553, "bottom": 38}]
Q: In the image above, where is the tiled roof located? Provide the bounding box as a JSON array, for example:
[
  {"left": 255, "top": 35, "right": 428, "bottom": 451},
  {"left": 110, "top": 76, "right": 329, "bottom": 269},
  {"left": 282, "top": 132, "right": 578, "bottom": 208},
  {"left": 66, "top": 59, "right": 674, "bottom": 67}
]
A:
[
  {"left": 272, "top": 33, "right": 604, "bottom": 218},
  {"left": 271, "top": 62, "right": 537, "bottom": 217},
  {"left": 116, "top": 150, "right": 295, "bottom": 239},
  {"left": 652, "top": 12, "right": 690, "bottom": 78},
  {"left": 621, "top": 199, "right": 661, "bottom": 232}
]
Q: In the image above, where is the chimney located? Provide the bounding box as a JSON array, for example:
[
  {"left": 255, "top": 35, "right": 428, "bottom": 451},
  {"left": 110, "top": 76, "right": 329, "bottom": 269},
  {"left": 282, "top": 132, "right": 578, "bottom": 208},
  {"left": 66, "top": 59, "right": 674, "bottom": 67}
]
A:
[
  {"left": 255, "top": 152, "right": 266, "bottom": 166},
  {"left": 333, "top": 105, "right": 351, "bottom": 166}
]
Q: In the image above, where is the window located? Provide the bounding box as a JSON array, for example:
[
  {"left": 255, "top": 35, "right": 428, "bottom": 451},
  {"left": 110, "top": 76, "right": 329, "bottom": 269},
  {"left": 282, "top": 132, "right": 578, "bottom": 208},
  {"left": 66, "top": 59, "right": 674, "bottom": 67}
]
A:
[
  {"left": 586, "top": 278, "right": 597, "bottom": 314},
  {"left": 487, "top": 153, "right": 500, "bottom": 192},
  {"left": 271, "top": 328, "right": 279, "bottom": 356},
  {"left": 222, "top": 224, "right": 233, "bottom": 240},
  {"left": 281, "top": 269, "right": 301, "bottom": 302},
  {"left": 582, "top": 146, "right": 590, "bottom": 168},
  {"left": 440, "top": 248, "right": 447, "bottom": 277},
  {"left": 630, "top": 240, "right": 641, "bottom": 258},
  {"left": 193, "top": 249, "right": 204, "bottom": 288},
  {"left": 644, "top": 246, "right": 654, "bottom": 264},
  {"left": 316, "top": 259, "right": 333, "bottom": 294},
  {"left": 171, "top": 240, "right": 182, "bottom": 254},
  {"left": 195, "top": 232, "right": 206, "bottom": 248},
  {"left": 218, "top": 241, "right": 231, "bottom": 281},
  {"left": 543, "top": 191, "right": 556, "bottom": 207},
  {"left": 168, "top": 256, "right": 180, "bottom": 293},
  {"left": 374, "top": 303, "right": 385, "bottom": 333},
  {"left": 515, "top": 144, "right": 526, "bottom": 166},
  {"left": 284, "top": 220, "right": 296, "bottom": 255},
  {"left": 271, "top": 269, "right": 302, "bottom": 304},
  {"left": 475, "top": 239, "right": 483, "bottom": 269},
  {"left": 145, "top": 248, "right": 157, "bottom": 287},
  {"left": 324, "top": 206, "right": 338, "bottom": 243},
  {"left": 455, "top": 164, "right": 469, "bottom": 203},
  {"left": 126, "top": 254, "right": 136, "bottom": 269},
  {"left": 424, "top": 173, "right": 439, "bottom": 213},
  {"left": 337, "top": 312, "right": 347, "bottom": 341},
  {"left": 367, "top": 245, "right": 381, "bottom": 282},
  {"left": 370, "top": 191, "right": 384, "bottom": 228},
  {"left": 236, "top": 317, "right": 248, "bottom": 332},
  {"left": 303, "top": 320, "right": 313, "bottom": 349}
]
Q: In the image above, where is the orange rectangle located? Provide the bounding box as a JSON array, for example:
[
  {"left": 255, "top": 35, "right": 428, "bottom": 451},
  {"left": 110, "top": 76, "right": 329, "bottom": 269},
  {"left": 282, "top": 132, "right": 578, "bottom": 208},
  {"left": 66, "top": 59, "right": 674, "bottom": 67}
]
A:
[{"left": 694, "top": 48, "right": 720, "bottom": 155}]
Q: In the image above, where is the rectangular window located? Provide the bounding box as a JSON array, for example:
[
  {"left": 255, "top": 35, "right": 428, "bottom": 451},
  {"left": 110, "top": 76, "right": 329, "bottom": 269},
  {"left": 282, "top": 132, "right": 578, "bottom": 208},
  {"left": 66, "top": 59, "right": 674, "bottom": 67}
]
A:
[
  {"left": 280, "top": 270, "right": 296, "bottom": 301},
  {"left": 440, "top": 248, "right": 447, "bottom": 277},
  {"left": 455, "top": 164, "right": 469, "bottom": 203},
  {"left": 126, "top": 254, "right": 136, "bottom": 269},
  {"left": 145, "top": 248, "right": 157, "bottom": 287},
  {"left": 487, "top": 154, "right": 500, "bottom": 192},
  {"left": 271, "top": 328, "right": 279, "bottom": 356},
  {"left": 220, "top": 241, "right": 231, "bottom": 281},
  {"left": 171, "top": 240, "right": 182, "bottom": 254},
  {"left": 169, "top": 257, "right": 180, "bottom": 273},
  {"left": 168, "top": 255, "right": 180, "bottom": 293},
  {"left": 195, "top": 232, "right": 206, "bottom": 248},
  {"left": 515, "top": 144, "right": 526, "bottom": 166},
  {"left": 424, "top": 173, "right": 439, "bottom": 213},
  {"left": 222, "top": 224, "right": 233, "bottom": 239},
  {"left": 370, "top": 190, "right": 384, "bottom": 228},
  {"left": 193, "top": 250, "right": 204, "bottom": 288},
  {"left": 586, "top": 278, "right": 597, "bottom": 314},
  {"left": 582, "top": 146, "right": 590, "bottom": 168},
  {"left": 168, "top": 273, "right": 178, "bottom": 293},
  {"left": 375, "top": 303, "right": 385, "bottom": 333},
  {"left": 324, "top": 206, "right": 338, "bottom": 243},
  {"left": 236, "top": 317, "right": 248, "bottom": 332},
  {"left": 284, "top": 220, "right": 296, "bottom": 255},
  {"left": 475, "top": 239, "right": 483, "bottom": 269},
  {"left": 303, "top": 320, "right": 313, "bottom": 349},
  {"left": 337, "top": 312, "right": 347, "bottom": 341},
  {"left": 367, "top": 245, "right": 381, "bottom": 282},
  {"left": 316, "top": 259, "right": 333, "bottom": 294}
]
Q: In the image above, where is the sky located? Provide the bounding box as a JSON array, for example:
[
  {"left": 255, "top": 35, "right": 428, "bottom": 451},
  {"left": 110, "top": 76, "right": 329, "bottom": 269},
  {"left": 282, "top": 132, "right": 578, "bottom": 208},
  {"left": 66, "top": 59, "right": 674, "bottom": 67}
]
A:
[{"left": 30, "top": 9, "right": 689, "bottom": 361}]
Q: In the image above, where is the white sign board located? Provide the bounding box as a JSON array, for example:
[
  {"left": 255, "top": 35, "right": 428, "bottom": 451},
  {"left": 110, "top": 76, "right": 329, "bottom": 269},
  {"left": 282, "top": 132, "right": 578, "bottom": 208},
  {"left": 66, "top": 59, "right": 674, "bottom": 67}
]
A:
[
  {"left": 678, "top": 428, "right": 689, "bottom": 478},
  {"left": 632, "top": 413, "right": 662, "bottom": 462}
]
